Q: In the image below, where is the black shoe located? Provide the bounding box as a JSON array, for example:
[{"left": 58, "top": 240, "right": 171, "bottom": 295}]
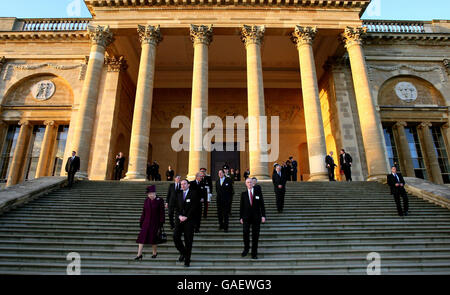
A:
[
  {"left": 184, "top": 261, "right": 190, "bottom": 267},
  {"left": 251, "top": 254, "right": 258, "bottom": 259},
  {"left": 404, "top": 211, "right": 409, "bottom": 216},
  {"left": 195, "top": 229, "right": 200, "bottom": 233},
  {"left": 219, "top": 225, "right": 224, "bottom": 230},
  {"left": 224, "top": 228, "right": 228, "bottom": 233},
  {"left": 151, "top": 253, "right": 157, "bottom": 259},
  {"left": 178, "top": 254, "right": 185, "bottom": 262},
  {"left": 241, "top": 249, "right": 249, "bottom": 257},
  {"left": 134, "top": 255, "right": 143, "bottom": 261}
]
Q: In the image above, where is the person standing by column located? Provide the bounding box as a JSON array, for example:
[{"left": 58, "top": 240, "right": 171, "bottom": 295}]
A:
[
  {"left": 166, "top": 175, "right": 181, "bottom": 230},
  {"left": 200, "top": 168, "right": 212, "bottom": 219},
  {"left": 65, "top": 151, "right": 80, "bottom": 188},
  {"left": 339, "top": 149, "right": 353, "bottom": 182},
  {"left": 190, "top": 172, "right": 207, "bottom": 233},
  {"left": 166, "top": 165, "right": 175, "bottom": 181},
  {"left": 216, "top": 169, "right": 233, "bottom": 232},
  {"left": 387, "top": 166, "right": 409, "bottom": 217},
  {"left": 289, "top": 156, "right": 298, "bottom": 182},
  {"left": 272, "top": 165, "right": 287, "bottom": 213},
  {"left": 240, "top": 178, "right": 266, "bottom": 259},
  {"left": 173, "top": 179, "right": 199, "bottom": 267},
  {"left": 114, "top": 152, "right": 125, "bottom": 180},
  {"left": 325, "top": 151, "right": 337, "bottom": 181}
]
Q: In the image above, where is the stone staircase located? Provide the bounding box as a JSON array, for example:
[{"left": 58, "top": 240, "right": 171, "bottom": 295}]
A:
[{"left": 0, "top": 180, "right": 450, "bottom": 274}]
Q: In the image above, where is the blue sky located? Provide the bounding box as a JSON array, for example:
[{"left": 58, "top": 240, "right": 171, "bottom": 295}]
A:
[{"left": 0, "top": 0, "right": 448, "bottom": 20}]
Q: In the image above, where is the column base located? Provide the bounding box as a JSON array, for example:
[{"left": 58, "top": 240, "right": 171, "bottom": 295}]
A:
[
  {"left": 124, "top": 172, "right": 148, "bottom": 181},
  {"left": 75, "top": 171, "right": 89, "bottom": 180},
  {"left": 308, "top": 172, "right": 329, "bottom": 182},
  {"left": 367, "top": 174, "right": 388, "bottom": 183},
  {"left": 251, "top": 174, "right": 271, "bottom": 181}
]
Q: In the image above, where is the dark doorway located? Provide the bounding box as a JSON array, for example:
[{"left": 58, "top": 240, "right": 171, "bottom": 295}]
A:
[{"left": 211, "top": 142, "right": 240, "bottom": 180}]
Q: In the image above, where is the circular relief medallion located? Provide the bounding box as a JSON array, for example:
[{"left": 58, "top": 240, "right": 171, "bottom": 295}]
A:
[
  {"left": 394, "top": 82, "right": 417, "bottom": 103},
  {"left": 31, "top": 80, "right": 56, "bottom": 101}
]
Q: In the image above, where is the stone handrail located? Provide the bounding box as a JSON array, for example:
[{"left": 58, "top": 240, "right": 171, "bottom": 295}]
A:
[
  {"left": 363, "top": 20, "right": 426, "bottom": 33},
  {"left": 21, "top": 18, "right": 91, "bottom": 31}
]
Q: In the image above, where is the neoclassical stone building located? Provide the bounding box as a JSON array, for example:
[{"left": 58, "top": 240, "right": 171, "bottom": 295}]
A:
[{"left": 0, "top": 0, "right": 449, "bottom": 187}]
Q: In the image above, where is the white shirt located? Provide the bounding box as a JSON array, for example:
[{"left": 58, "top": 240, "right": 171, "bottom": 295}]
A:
[{"left": 220, "top": 177, "right": 225, "bottom": 185}]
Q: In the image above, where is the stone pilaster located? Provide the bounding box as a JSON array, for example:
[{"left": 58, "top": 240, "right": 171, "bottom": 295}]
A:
[
  {"left": 187, "top": 25, "right": 213, "bottom": 180},
  {"left": 0, "top": 56, "right": 6, "bottom": 73},
  {"left": 0, "top": 121, "right": 8, "bottom": 155},
  {"left": 341, "top": 26, "right": 390, "bottom": 181},
  {"left": 291, "top": 26, "right": 328, "bottom": 181},
  {"left": 90, "top": 56, "right": 128, "bottom": 180},
  {"left": 70, "top": 25, "right": 113, "bottom": 179},
  {"left": 35, "top": 120, "right": 57, "bottom": 178},
  {"left": 241, "top": 25, "right": 270, "bottom": 180},
  {"left": 125, "top": 25, "right": 162, "bottom": 181},
  {"left": 418, "top": 122, "right": 443, "bottom": 184},
  {"left": 6, "top": 120, "right": 32, "bottom": 187},
  {"left": 392, "top": 121, "right": 415, "bottom": 177}
]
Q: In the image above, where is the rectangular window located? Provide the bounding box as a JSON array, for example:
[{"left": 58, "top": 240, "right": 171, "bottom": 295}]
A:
[
  {"left": 0, "top": 125, "right": 20, "bottom": 182},
  {"left": 405, "top": 126, "right": 428, "bottom": 180},
  {"left": 431, "top": 126, "right": 450, "bottom": 183},
  {"left": 383, "top": 126, "right": 401, "bottom": 172},
  {"left": 52, "top": 125, "right": 69, "bottom": 176},
  {"left": 25, "top": 125, "right": 46, "bottom": 180}
]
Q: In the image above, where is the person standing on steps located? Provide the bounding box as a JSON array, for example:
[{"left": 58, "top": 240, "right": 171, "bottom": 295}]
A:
[
  {"left": 289, "top": 156, "right": 298, "bottom": 182},
  {"left": 240, "top": 178, "right": 266, "bottom": 260},
  {"left": 166, "top": 175, "right": 181, "bottom": 230},
  {"left": 325, "top": 151, "right": 337, "bottom": 181},
  {"left": 114, "top": 152, "right": 126, "bottom": 180},
  {"left": 135, "top": 185, "right": 165, "bottom": 260},
  {"left": 387, "top": 166, "right": 409, "bottom": 217},
  {"left": 166, "top": 165, "right": 175, "bottom": 181},
  {"left": 216, "top": 169, "right": 233, "bottom": 232},
  {"left": 189, "top": 172, "right": 207, "bottom": 233},
  {"left": 339, "top": 149, "right": 353, "bottom": 182},
  {"left": 65, "top": 151, "right": 80, "bottom": 188},
  {"left": 200, "top": 168, "right": 212, "bottom": 219},
  {"left": 272, "top": 164, "right": 287, "bottom": 213},
  {"left": 173, "top": 179, "right": 199, "bottom": 267}
]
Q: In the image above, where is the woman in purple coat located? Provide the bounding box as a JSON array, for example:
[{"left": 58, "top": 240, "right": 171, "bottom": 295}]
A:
[{"left": 135, "top": 185, "right": 165, "bottom": 260}]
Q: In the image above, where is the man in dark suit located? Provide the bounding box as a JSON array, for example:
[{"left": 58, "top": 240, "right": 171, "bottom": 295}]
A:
[
  {"left": 173, "top": 179, "right": 199, "bottom": 267},
  {"left": 114, "top": 152, "right": 126, "bottom": 180},
  {"left": 200, "top": 168, "right": 212, "bottom": 219},
  {"left": 325, "top": 151, "right": 337, "bottom": 181},
  {"left": 216, "top": 169, "right": 233, "bottom": 232},
  {"left": 387, "top": 166, "right": 409, "bottom": 217},
  {"left": 272, "top": 164, "right": 287, "bottom": 213},
  {"left": 240, "top": 177, "right": 266, "bottom": 259},
  {"left": 166, "top": 175, "right": 181, "bottom": 230},
  {"left": 65, "top": 151, "right": 80, "bottom": 188},
  {"left": 289, "top": 156, "right": 298, "bottom": 182},
  {"left": 190, "top": 172, "right": 207, "bottom": 233},
  {"left": 339, "top": 149, "right": 353, "bottom": 182}
]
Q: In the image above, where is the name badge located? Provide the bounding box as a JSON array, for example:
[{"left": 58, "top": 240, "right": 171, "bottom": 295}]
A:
[
  {"left": 186, "top": 199, "right": 191, "bottom": 203},
  {"left": 225, "top": 183, "right": 229, "bottom": 186},
  {"left": 255, "top": 196, "right": 260, "bottom": 200}
]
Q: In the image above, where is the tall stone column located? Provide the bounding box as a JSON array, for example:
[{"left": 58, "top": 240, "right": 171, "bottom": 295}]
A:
[
  {"left": 187, "top": 24, "right": 213, "bottom": 180},
  {"left": 392, "top": 121, "right": 415, "bottom": 177},
  {"left": 71, "top": 25, "right": 113, "bottom": 178},
  {"left": 90, "top": 56, "right": 128, "bottom": 180},
  {"left": 6, "top": 120, "right": 32, "bottom": 187},
  {"left": 125, "top": 25, "right": 162, "bottom": 181},
  {"left": 291, "top": 26, "right": 328, "bottom": 181},
  {"left": 341, "top": 27, "right": 389, "bottom": 180},
  {"left": 241, "top": 25, "right": 270, "bottom": 180},
  {"left": 35, "top": 120, "right": 57, "bottom": 178},
  {"left": 418, "top": 122, "right": 443, "bottom": 184}
]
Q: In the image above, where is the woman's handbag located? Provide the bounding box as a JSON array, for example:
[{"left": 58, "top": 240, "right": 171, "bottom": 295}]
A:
[{"left": 156, "top": 225, "right": 167, "bottom": 244}]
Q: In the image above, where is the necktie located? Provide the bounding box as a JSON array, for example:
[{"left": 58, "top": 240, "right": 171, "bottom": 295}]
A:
[
  {"left": 278, "top": 172, "right": 281, "bottom": 177},
  {"left": 183, "top": 191, "right": 187, "bottom": 201},
  {"left": 395, "top": 174, "right": 399, "bottom": 182},
  {"left": 221, "top": 178, "right": 223, "bottom": 186},
  {"left": 249, "top": 190, "right": 253, "bottom": 206}
]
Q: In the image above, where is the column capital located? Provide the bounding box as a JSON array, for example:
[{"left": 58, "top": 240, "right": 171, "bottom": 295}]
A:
[
  {"left": 44, "top": 120, "right": 55, "bottom": 126},
  {"left": 190, "top": 24, "right": 213, "bottom": 46},
  {"left": 290, "top": 26, "right": 317, "bottom": 47},
  {"left": 88, "top": 25, "right": 114, "bottom": 48},
  {"left": 393, "top": 121, "right": 407, "bottom": 129},
  {"left": 105, "top": 56, "right": 128, "bottom": 72},
  {"left": 418, "top": 121, "right": 433, "bottom": 129},
  {"left": 241, "top": 25, "right": 265, "bottom": 48},
  {"left": 18, "top": 119, "right": 29, "bottom": 126},
  {"left": 137, "top": 25, "right": 163, "bottom": 46},
  {"left": 341, "top": 26, "right": 367, "bottom": 49}
]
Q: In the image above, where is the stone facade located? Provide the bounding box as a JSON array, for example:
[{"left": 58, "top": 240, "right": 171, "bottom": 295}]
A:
[{"left": 0, "top": 2, "right": 449, "bottom": 186}]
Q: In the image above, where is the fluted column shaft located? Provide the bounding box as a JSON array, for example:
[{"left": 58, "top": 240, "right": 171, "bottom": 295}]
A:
[
  {"left": 35, "top": 120, "right": 57, "bottom": 178},
  {"left": 71, "top": 25, "right": 113, "bottom": 178},
  {"left": 291, "top": 26, "right": 328, "bottom": 181},
  {"left": 342, "top": 27, "right": 389, "bottom": 180},
  {"left": 187, "top": 25, "right": 213, "bottom": 180},
  {"left": 125, "top": 25, "right": 162, "bottom": 181},
  {"left": 392, "top": 122, "right": 415, "bottom": 177},
  {"left": 241, "top": 25, "right": 270, "bottom": 180},
  {"left": 6, "top": 120, "right": 32, "bottom": 187},
  {"left": 418, "top": 122, "right": 443, "bottom": 184}
]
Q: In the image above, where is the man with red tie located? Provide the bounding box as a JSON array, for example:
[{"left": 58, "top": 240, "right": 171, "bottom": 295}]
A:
[{"left": 240, "top": 178, "right": 266, "bottom": 259}]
